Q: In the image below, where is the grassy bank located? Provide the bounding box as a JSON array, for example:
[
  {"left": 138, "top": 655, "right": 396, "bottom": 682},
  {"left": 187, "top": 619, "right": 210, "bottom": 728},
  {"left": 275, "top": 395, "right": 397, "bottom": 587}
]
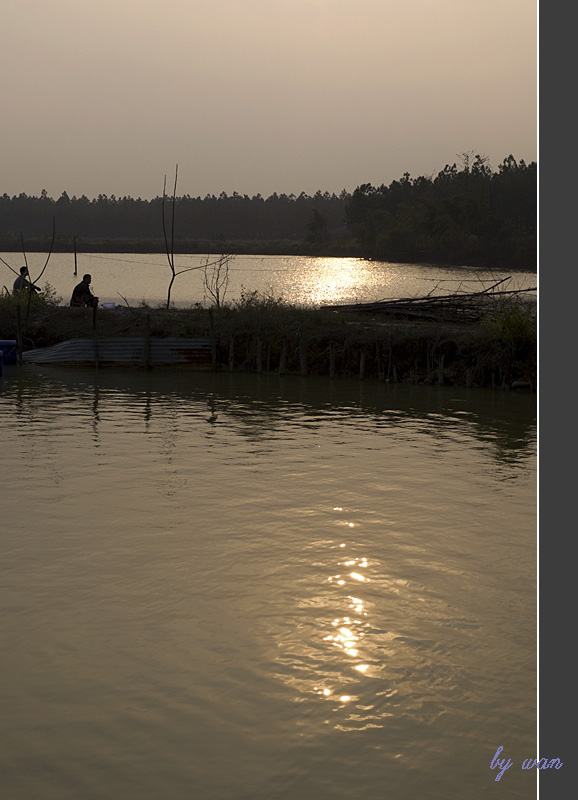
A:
[{"left": 1, "top": 287, "right": 536, "bottom": 390}]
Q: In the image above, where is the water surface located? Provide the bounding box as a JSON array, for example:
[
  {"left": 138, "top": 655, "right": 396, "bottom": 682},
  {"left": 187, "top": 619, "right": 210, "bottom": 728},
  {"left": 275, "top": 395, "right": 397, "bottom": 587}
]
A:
[
  {"left": 0, "top": 367, "right": 537, "bottom": 799},
  {"left": 1, "top": 252, "right": 536, "bottom": 308}
]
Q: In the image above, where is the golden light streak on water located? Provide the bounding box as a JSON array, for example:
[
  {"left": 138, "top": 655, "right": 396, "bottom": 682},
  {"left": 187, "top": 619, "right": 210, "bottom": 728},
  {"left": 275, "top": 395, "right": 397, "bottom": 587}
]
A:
[
  {"left": 293, "top": 257, "right": 381, "bottom": 306},
  {"left": 1, "top": 251, "right": 537, "bottom": 308}
]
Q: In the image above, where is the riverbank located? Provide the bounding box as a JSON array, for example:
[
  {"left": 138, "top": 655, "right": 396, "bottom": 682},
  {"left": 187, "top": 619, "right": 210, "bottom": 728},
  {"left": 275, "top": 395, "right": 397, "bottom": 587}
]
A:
[{"left": 2, "top": 291, "right": 536, "bottom": 389}]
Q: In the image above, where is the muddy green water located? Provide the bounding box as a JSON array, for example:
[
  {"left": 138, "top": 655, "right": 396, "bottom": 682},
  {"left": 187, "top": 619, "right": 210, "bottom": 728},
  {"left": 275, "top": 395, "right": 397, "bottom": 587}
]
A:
[{"left": 0, "top": 367, "right": 536, "bottom": 799}]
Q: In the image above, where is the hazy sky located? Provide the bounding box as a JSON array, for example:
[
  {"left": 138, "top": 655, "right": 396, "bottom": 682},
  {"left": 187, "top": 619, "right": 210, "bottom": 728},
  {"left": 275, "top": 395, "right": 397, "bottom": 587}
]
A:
[{"left": 2, "top": 0, "right": 537, "bottom": 200}]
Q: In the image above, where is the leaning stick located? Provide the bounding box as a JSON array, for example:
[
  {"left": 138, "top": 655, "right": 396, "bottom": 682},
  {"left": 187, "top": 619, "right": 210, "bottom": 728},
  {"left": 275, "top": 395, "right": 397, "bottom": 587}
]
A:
[{"left": 33, "top": 217, "right": 56, "bottom": 285}]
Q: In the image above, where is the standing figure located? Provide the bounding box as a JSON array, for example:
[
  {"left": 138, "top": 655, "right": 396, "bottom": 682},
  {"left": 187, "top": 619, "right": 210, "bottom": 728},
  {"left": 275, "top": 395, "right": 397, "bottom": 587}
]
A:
[{"left": 70, "top": 274, "right": 99, "bottom": 307}]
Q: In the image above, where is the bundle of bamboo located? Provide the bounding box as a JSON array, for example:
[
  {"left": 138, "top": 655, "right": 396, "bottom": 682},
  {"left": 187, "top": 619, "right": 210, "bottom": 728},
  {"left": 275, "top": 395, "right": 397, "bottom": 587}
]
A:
[{"left": 323, "top": 278, "right": 536, "bottom": 324}]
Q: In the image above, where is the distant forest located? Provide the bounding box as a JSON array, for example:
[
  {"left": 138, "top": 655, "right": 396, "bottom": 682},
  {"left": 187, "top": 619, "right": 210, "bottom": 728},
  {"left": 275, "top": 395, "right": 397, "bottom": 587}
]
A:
[{"left": 0, "top": 154, "right": 536, "bottom": 268}]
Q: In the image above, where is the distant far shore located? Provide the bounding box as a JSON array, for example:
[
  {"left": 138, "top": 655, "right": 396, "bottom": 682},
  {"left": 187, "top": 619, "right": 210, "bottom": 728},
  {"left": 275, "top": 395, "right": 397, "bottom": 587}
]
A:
[
  {"left": 0, "top": 236, "right": 536, "bottom": 271},
  {"left": 0, "top": 236, "right": 357, "bottom": 258}
]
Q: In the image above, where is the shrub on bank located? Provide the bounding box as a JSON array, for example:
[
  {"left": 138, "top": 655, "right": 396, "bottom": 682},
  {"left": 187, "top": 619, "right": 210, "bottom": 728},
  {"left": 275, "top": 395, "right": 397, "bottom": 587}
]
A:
[
  {"left": 476, "top": 298, "right": 537, "bottom": 386},
  {"left": 0, "top": 290, "right": 536, "bottom": 389}
]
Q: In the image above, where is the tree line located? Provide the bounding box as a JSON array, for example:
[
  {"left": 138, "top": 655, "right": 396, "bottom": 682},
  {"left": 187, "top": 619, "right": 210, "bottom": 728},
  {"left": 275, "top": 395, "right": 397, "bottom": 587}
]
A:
[
  {"left": 0, "top": 189, "right": 348, "bottom": 243},
  {"left": 0, "top": 154, "right": 536, "bottom": 267},
  {"left": 345, "top": 153, "right": 536, "bottom": 267}
]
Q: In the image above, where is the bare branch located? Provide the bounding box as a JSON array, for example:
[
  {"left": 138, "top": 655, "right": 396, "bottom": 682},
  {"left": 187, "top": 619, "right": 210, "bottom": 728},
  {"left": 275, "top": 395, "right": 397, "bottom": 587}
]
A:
[
  {"left": 159, "top": 166, "right": 233, "bottom": 308},
  {"left": 33, "top": 217, "right": 56, "bottom": 284},
  {"left": 20, "top": 233, "right": 29, "bottom": 272},
  {"left": 162, "top": 175, "right": 173, "bottom": 273},
  {"left": 203, "top": 252, "right": 233, "bottom": 308},
  {"left": 173, "top": 256, "right": 231, "bottom": 277},
  {"left": 163, "top": 165, "right": 179, "bottom": 308},
  {"left": 1, "top": 256, "right": 19, "bottom": 277},
  {"left": 171, "top": 165, "right": 178, "bottom": 268}
]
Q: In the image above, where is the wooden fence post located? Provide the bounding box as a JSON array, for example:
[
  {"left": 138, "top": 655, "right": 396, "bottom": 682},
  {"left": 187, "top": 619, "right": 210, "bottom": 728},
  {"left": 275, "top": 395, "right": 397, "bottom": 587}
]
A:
[
  {"left": 279, "top": 341, "right": 287, "bottom": 375},
  {"left": 437, "top": 354, "right": 444, "bottom": 385},
  {"left": 92, "top": 303, "right": 99, "bottom": 369},
  {"left": 16, "top": 304, "right": 23, "bottom": 365},
  {"left": 299, "top": 332, "right": 307, "bottom": 376},
  {"left": 256, "top": 338, "right": 263, "bottom": 373},
  {"left": 359, "top": 348, "right": 366, "bottom": 380},
  {"left": 208, "top": 308, "right": 217, "bottom": 371},
  {"left": 144, "top": 313, "right": 151, "bottom": 369},
  {"left": 376, "top": 343, "right": 384, "bottom": 382},
  {"left": 229, "top": 334, "right": 235, "bottom": 372}
]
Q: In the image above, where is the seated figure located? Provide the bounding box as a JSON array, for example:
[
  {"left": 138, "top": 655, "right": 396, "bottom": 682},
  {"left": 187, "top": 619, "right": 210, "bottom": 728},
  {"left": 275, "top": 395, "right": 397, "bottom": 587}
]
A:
[
  {"left": 13, "top": 266, "right": 40, "bottom": 294},
  {"left": 70, "top": 274, "right": 98, "bottom": 307}
]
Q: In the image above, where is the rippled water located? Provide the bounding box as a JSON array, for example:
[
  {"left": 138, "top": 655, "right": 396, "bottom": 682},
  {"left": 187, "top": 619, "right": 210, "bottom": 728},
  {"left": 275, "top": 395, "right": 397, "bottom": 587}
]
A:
[
  {"left": 0, "top": 367, "right": 537, "bottom": 799},
  {"left": 1, "top": 252, "right": 536, "bottom": 307}
]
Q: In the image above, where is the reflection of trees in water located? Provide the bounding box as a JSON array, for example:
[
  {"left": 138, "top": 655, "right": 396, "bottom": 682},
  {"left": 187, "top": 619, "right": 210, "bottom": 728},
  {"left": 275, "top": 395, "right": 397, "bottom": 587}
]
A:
[
  {"left": 195, "top": 379, "right": 536, "bottom": 467},
  {"left": 10, "top": 369, "right": 536, "bottom": 467},
  {"left": 448, "top": 407, "right": 536, "bottom": 467}
]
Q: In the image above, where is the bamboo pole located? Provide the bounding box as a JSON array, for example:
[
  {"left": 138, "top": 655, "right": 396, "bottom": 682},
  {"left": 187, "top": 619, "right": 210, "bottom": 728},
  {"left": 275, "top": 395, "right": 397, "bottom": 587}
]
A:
[{"left": 73, "top": 237, "right": 78, "bottom": 277}]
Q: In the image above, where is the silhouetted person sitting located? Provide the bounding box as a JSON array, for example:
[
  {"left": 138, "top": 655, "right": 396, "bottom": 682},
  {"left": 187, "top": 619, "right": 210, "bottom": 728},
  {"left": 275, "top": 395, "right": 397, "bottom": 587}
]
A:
[
  {"left": 70, "top": 274, "right": 98, "bottom": 308},
  {"left": 13, "top": 266, "right": 41, "bottom": 294}
]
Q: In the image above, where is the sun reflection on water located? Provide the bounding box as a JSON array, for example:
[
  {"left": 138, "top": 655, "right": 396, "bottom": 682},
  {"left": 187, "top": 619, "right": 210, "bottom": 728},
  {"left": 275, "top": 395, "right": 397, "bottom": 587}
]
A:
[
  {"left": 298, "top": 509, "right": 393, "bottom": 731},
  {"left": 271, "top": 504, "right": 486, "bottom": 737},
  {"left": 293, "top": 257, "right": 384, "bottom": 306}
]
